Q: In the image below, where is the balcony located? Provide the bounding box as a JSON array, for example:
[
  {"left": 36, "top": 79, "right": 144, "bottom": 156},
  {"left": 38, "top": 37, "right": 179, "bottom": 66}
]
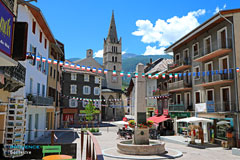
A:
[
  {"left": 167, "top": 58, "right": 191, "bottom": 73},
  {"left": 169, "top": 104, "right": 185, "bottom": 112},
  {"left": 194, "top": 38, "right": 232, "bottom": 62},
  {"left": 168, "top": 79, "right": 192, "bottom": 93},
  {"left": 0, "top": 62, "right": 26, "bottom": 92},
  {"left": 195, "top": 101, "right": 236, "bottom": 113},
  {"left": 196, "top": 72, "right": 234, "bottom": 87},
  {"left": 27, "top": 94, "right": 54, "bottom": 106},
  {"left": 153, "top": 88, "right": 168, "bottom": 96}
]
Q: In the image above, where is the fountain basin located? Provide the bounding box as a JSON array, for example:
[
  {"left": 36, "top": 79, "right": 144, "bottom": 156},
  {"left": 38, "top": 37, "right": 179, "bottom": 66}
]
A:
[{"left": 117, "top": 140, "right": 166, "bottom": 155}]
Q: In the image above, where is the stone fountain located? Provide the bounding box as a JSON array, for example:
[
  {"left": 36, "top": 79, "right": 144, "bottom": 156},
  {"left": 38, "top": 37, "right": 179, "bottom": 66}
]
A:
[{"left": 117, "top": 63, "right": 166, "bottom": 155}]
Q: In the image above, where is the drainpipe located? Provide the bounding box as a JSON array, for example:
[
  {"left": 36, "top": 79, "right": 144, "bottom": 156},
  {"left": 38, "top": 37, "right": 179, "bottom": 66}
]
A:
[{"left": 218, "top": 12, "right": 240, "bottom": 143}]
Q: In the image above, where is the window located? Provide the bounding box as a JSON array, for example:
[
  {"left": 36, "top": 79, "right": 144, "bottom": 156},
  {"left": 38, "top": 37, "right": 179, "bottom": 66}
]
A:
[
  {"left": 194, "top": 66, "right": 200, "bottom": 79},
  {"left": 83, "top": 86, "right": 91, "bottom": 95},
  {"left": 44, "top": 38, "right": 47, "bottom": 49},
  {"left": 176, "top": 94, "right": 181, "bottom": 104},
  {"left": 82, "top": 100, "right": 88, "bottom": 108},
  {"left": 175, "top": 53, "right": 180, "bottom": 63},
  {"left": 94, "top": 87, "right": 100, "bottom": 95},
  {"left": 42, "top": 84, "right": 45, "bottom": 97},
  {"left": 69, "top": 99, "right": 78, "bottom": 108},
  {"left": 148, "top": 86, "right": 151, "bottom": 95},
  {"left": 34, "top": 114, "right": 39, "bottom": 138},
  {"left": 84, "top": 74, "right": 89, "bottom": 82},
  {"left": 57, "top": 71, "right": 59, "bottom": 81},
  {"left": 204, "top": 36, "right": 212, "bottom": 54},
  {"left": 112, "top": 56, "right": 114, "bottom": 62},
  {"left": 192, "top": 42, "right": 199, "bottom": 57},
  {"left": 195, "top": 91, "right": 201, "bottom": 104},
  {"left": 95, "top": 77, "right": 100, "bottom": 84},
  {"left": 39, "top": 31, "right": 42, "bottom": 43},
  {"left": 29, "top": 44, "right": 36, "bottom": 65},
  {"left": 70, "top": 85, "right": 77, "bottom": 94},
  {"left": 54, "top": 69, "right": 56, "bottom": 79},
  {"left": 71, "top": 73, "right": 77, "bottom": 80},
  {"left": 94, "top": 101, "right": 100, "bottom": 108},
  {"left": 29, "top": 78, "right": 33, "bottom": 94},
  {"left": 217, "top": 27, "right": 227, "bottom": 49},
  {"left": 112, "top": 76, "right": 118, "bottom": 83},
  {"left": 116, "top": 47, "right": 117, "bottom": 53},
  {"left": 115, "top": 57, "right": 117, "bottom": 62},
  {"left": 32, "top": 19, "right": 36, "bottom": 34},
  {"left": 37, "top": 83, "right": 40, "bottom": 96},
  {"left": 113, "top": 65, "right": 116, "bottom": 70},
  {"left": 50, "top": 66, "right": 52, "bottom": 77}
]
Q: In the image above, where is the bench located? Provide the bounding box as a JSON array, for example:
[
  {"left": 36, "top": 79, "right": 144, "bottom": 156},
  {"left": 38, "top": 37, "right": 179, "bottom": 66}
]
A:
[{"left": 42, "top": 145, "right": 61, "bottom": 157}]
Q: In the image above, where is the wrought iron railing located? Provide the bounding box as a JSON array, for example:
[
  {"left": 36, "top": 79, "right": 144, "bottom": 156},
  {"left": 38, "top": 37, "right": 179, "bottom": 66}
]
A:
[
  {"left": 27, "top": 94, "right": 54, "bottom": 106},
  {"left": 196, "top": 71, "right": 234, "bottom": 84},
  {"left": 168, "top": 104, "right": 185, "bottom": 111},
  {"left": 168, "top": 79, "right": 192, "bottom": 90},
  {"left": 167, "top": 57, "right": 191, "bottom": 71}
]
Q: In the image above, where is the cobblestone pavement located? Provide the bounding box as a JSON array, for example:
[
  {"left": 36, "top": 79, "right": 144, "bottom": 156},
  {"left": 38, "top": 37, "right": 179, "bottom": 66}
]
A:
[{"left": 96, "top": 126, "right": 240, "bottom": 160}]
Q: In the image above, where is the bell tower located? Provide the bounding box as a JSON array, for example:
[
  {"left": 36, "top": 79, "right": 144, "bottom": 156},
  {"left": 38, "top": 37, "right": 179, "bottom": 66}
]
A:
[{"left": 103, "top": 11, "right": 122, "bottom": 90}]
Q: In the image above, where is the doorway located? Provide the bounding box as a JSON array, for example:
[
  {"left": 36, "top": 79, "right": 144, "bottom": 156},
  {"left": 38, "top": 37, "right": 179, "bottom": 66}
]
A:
[{"left": 221, "top": 87, "right": 231, "bottom": 111}]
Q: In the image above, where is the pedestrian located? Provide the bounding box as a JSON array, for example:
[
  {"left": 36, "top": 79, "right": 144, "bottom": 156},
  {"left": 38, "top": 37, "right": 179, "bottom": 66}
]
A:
[
  {"left": 199, "top": 122, "right": 204, "bottom": 145},
  {"left": 226, "top": 126, "right": 233, "bottom": 149}
]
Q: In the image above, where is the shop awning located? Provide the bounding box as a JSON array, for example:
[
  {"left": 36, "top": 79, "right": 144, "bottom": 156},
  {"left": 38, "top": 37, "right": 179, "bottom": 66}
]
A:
[
  {"left": 176, "top": 117, "right": 213, "bottom": 123},
  {"left": 147, "top": 115, "right": 170, "bottom": 124}
]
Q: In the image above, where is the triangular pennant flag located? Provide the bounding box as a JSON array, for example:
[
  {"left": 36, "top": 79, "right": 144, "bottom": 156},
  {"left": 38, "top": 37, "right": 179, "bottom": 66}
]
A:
[
  {"left": 36, "top": 56, "right": 41, "bottom": 61},
  {"left": 193, "top": 72, "right": 196, "bottom": 76},
  {"left": 224, "top": 69, "right": 228, "bottom": 74},
  {"left": 219, "top": 70, "right": 223, "bottom": 74},
  {"left": 135, "top": 73, "right": 138, "bottom": 78},
  {"left": 155, "top": 73, "right": 159, "bottom": 79},
  {"left": 229, "top": 68, "right": 232, "bottom": 73},
  {"left": 179, "top": 73, "right": 182, "bottom": 77},
  {"left": 174, "top": 73, "right": 178, "bottom": 78},
  {"left": 81, "top": 65, "right": 86, "bottom": 70},
  {"left": 42, "top": 57, "right": 46, "bottom": 62},
  {"left": 197, "top": 72, "right": 200, "bottom": 77},
  {"left": 202, "top": 71, "right": 205, "bottom": 76},
  {"left": 70, "top": 63, "right": 75, "bottom": 68},
  {"left": 188, "top": 72, "right": 191, "bottom": 76},
  {"left": 183, "top": 73, "right": 186, "bottom": 77},
  {"left": 64, "top": 62, "right": 69, "bottom": 67},
  {"left": 142, "top": 73, "right": 145, "bottom": 78},
  {"left": 215, "top": 70, "right": 219, "bottom": 74},
  {"left": 98, "top": 68, "right": 102, "bottom": 73},
  {"left": 48, "top": 58, "right": 52, "bottom": 64},
  {"left": 76, "top": 64, "right": 80, "bottom": 69},
  {"left": 113, "top": 70, "right": 117, "bottom": 76},
  {"left": 59, "top": 61, "right": 63, "bottom": 66},
  {"left": 236, "top": 67, "right": 240, "bottom": 72},
  {"left": 207, "top": 71, "right": 210, "bottom": 76},
  {"left": 162, "top": 74, "right": 166, "bottom": 79},
  {"left": 148, "top": 74, "right": 152, "bottom": 79},
  {"left": 120, "top": 71, "right": 124, "bottom": 77},
  {"left": 87, "top": 66, "right": 91, "bottom": 71},
  {"left": 169, "top": 74, "right": 173, "bottom": 78},
  {"left": 53, "top": 60, "right": 58, "bottom": 65},
  {"left": 92, "top": 67, "right": 96, "bottom": 72},
  {"left": 127, "top": 72, "right": 131, "bottom": 77},
  {"left": 104, "top": 69, "right": 108, "bottom": 74},
  {"left": 211, "top": 71, "right": 215, "bottom": 75}
]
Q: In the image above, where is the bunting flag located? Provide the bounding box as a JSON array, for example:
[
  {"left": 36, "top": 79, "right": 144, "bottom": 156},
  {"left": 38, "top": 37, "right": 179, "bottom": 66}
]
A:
[
  {"left": 70, "top": 63, "right": 75, "bottom": 68},
  {"left": 120, "top": 71, "right": 124, "bottom": 77},
  {"left": 98, "top": 68, "right": 102, "bottom": 73},
  {"left": 155, "top": 74, "right": 159, "bottom": 79},
  {"left": 183, "top": 73, "right": 186, "bottom": 76},
  {"left": 42, "top": 57, "right": 46, "bottom": 62},
  {"left": 179, "top": 73, "right": 182, "bottom": 77},
  {"left": 64, "top": 62, "right": 69, "bottom": 67},
  {"left": 237, "top": 67, "right": 240, "bottom": 72},
  {"left": 202, "top": 71, "right": 205, "bottom": 76},
  {"left": 92, "top": 68, "right": 96, "bottom": 72},
  {"left": 59, "top": 61, "right": 63, "bottom": 66},
  {"left": 162, "top": 74, "right": 166, "bottom": 79},
  {"left": 53, "top": 60, "right": 58, "bottom": 64},
  {"left": 87, "top": 66, "right": 91, "bottom": 71},
  {"left": 36, "top": 56, "right": 41, "bottom": 61},
  {"left": 142, "top": 73, "right": 145, "bottom": 78},
  {"left": 76, "top": 64, "right": 81, "bottom": 69},
  {"left": 169, "top": 74, "right": 173, "bottom": 78},
  {"left": 113, "top": 70, "right": 117, "bottom": 76},
  {"left": 104, "top": 69, "right": 108, "bottom": 74},
  {"left": 148, "top": 74, "right": 152, "bottom": 79},
  {"left": 135, "top": 73, "right": 138, "bottom": 78},
  {"left": 47, "top": 58, "right": 52, "bottom": 64},
  {"left": 174, "top": 73, "right": 178, "bottom": 78},
  {"left": 127, "top": 72, "right": 131, "bottom": 77},
  {"left": 82, "top": 65, "right": 86, "bottom": 70}
]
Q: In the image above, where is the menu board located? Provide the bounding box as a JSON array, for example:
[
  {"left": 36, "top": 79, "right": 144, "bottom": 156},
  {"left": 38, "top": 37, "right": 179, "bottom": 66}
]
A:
[{"left": 3, "top": 98, "right": 27, "bottom": 158}]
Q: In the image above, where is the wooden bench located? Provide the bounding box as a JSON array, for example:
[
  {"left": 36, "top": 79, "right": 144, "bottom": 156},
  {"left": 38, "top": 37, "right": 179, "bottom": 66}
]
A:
[{"left": 42, "top": 145, "right": 61, "bottom": 157}]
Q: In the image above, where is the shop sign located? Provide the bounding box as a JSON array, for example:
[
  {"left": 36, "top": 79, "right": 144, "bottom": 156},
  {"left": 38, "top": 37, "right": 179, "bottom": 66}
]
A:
[
  {"left": 147, "top": 107, "right": 155, "bottom": 111},
  {"left": 170, "top": 112, "right": 190, "bottom": 118},
  {"left": 206, "top": 101, "right": 215, "bottom": 113},
  {"left": 195, "top": 103, "right": 207, "bottom": 112},
  {"left": 0, "top": 1, "right": 14, "bottom": 57},
  {"left": 163, "top": 109, "right": 168, "bottom": 115}
]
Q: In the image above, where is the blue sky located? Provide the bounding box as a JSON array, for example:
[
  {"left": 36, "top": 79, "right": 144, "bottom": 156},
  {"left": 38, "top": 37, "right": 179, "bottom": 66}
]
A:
[{"left": 32, "top": 0, "right": 240, "bottom": 59}]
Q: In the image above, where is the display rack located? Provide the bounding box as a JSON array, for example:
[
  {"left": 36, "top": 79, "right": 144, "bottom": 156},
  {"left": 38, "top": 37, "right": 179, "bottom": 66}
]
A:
[{"left": 3, "top": 98, "right": 27, "bottom": 158}]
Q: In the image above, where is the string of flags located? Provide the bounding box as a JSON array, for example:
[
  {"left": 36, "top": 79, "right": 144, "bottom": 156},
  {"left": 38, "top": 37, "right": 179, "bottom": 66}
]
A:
[
  {"left": 26, "top": 53, "right": 240, "bottom": 79},
  {"left": 60, "top": 94, "right": 170, "bottom": 102}
]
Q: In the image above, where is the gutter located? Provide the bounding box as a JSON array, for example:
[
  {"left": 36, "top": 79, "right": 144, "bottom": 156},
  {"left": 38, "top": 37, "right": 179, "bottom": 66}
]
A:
[{"left": 218, "top": 12, "right": 240, "bottom": 141}]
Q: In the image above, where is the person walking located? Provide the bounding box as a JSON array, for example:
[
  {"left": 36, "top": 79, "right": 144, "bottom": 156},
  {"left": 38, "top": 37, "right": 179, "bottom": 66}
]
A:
[
  {"left": 199, "top": 122, "right": 204, "bottom": 145},
  {"left": 226, "top": 126, "right": 233, "bottom": 149}
]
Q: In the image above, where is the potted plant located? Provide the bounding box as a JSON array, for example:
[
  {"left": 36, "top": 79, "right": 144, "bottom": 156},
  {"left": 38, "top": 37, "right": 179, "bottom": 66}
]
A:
[{"left": 128, "top": 120, "right": 136, "bottom": 128}]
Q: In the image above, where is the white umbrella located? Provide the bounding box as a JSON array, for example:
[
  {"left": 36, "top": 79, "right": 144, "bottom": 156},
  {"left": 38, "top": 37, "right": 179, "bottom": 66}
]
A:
[
  {"left": 176, "top": 117, "right": 213, "bottom": 123},
  {"left": 110, "top": 121, "right": 128, "bottom": 126},
  {"left": 217, "top": 121, "right": 230, "bottom": 125}
]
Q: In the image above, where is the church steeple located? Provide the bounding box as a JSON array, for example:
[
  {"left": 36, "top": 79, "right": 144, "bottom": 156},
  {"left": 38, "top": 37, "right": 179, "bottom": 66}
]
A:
[{"left": 107, "top": 11, "right": 118, "bottom": 43}]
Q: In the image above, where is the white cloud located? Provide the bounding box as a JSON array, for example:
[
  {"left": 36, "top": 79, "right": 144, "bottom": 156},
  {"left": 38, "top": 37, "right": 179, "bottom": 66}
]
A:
[
  {"left": 214, "top": 4, "right": 227, "bottom": 14},
  {"left": 132, "top": 9, "right": 206, "bottom": 55},
  {"left": 94, "top": 49, "right": 103, "bottom": 57},
  {"left": 94, "top": 49, "right": 127, "bottom": 57},
  {"left": 143, "top": 46, "right": 166, "bottom": 56}
]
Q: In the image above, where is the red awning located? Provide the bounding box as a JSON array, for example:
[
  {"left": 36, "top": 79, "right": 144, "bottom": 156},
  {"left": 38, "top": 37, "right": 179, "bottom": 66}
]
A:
[{"left": 147, "top": 115, "right": 170, "bottom": 124}]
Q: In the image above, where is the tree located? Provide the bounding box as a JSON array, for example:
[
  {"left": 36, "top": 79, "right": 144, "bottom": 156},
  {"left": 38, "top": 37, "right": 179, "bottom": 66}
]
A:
[{"left": 83, "top": 101, "right": 100, "bottom": 128}]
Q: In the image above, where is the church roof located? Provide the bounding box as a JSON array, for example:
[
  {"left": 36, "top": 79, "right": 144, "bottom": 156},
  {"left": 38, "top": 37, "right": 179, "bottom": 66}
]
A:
[{"left": 106, "top": 11, "right": 118, "bottom": 43}]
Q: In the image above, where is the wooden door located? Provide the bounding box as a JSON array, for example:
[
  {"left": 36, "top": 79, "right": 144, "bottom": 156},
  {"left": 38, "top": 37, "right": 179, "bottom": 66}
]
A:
[
  {"left": 221, "top": 30, "right": 226, "bottom": 48},
  {"left": 222, "top": 88, "right": 230, "bottom": 111}
]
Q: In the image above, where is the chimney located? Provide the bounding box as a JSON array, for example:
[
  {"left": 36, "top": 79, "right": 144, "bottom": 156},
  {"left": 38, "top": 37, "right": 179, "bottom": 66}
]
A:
[
  {"left": 150, "top": 58, "right": 152, "bottom": 64},
  {"left": 86, "top": 49, "right": 93, "bottom": 58}
]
